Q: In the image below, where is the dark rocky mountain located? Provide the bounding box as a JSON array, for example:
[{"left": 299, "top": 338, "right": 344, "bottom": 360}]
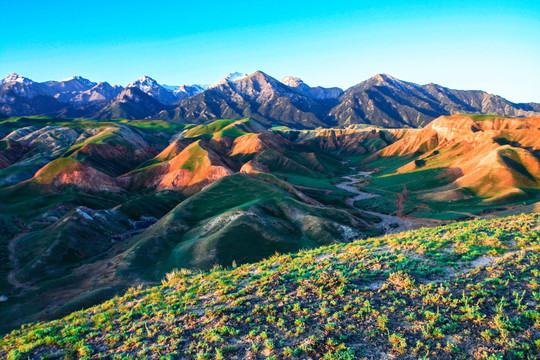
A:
[
  {"left": 160, "top": 71, "right": 331, "bottom": 128},
  {"left": 327, "top": 73, "right": 540, "bottom": 128},
  {"left": 281, "top": 76, "right": 343, "bottom": 102},
  {"left": 92, "top": 87, "right": 170, "bottom": 120},
  {"left": 0, "top": 72, "right": 539, "bottom": 128}
]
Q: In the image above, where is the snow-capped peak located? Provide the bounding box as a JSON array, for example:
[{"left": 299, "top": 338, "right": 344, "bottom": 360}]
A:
[
  {"left": 281, "top": 76, "right": 305, "bottom": 87},
  {"left": 127, "top": 75, "right": 167, "bottom": 94},
  {"left": 223, "top": 72, "right": 248, "bottom": 83},
  {"left": 2, "top": 73, "right": 33, "bottom": 85},
  {"left": 59, "top": 76, "right": 96, "bottom": 87},
  {"left": 129, "top": 75, "right": 160, "bottom": 88},
  {"left": 125, "top": 75, "right": 179, "bottom": 104},
  {"left": 211, "top": 72, "right": 249, "bottom": 88},
  {"left": 62, "top": 75, "right": 88, "bottom": 81}
]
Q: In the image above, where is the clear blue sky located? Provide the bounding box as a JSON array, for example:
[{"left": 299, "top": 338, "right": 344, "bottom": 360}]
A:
[{"left": 1, "top": 0, "right": 539, "bottom": 102}]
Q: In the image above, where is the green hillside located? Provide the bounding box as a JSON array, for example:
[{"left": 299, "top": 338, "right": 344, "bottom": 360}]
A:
[
  {"left": 0, "top": 117, "right": 384, "bottom": 335},
  {"left": 2, "top": 213, "right": 539, "bottom": 359}
]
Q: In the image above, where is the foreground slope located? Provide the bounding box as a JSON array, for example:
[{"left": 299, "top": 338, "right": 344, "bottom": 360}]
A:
[{"left": 1, "top": 213, "right": 539, "bottom": 359}]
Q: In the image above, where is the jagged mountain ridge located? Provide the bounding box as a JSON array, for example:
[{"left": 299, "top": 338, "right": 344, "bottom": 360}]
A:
[
  {"left": 281, "top": 75, "right": 344, "bottom": 101},
  {"left": 328, "top": 74, "right": 540, "bottom": 128},
  {"left": 0, "top": 71, "right": 539, "bottom": 127},
  {"left": 158, "top": 71, "right": 333, "bottom": 128}
]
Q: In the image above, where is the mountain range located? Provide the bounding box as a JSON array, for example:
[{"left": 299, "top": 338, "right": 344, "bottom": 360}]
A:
[
  {"left": 2, "top": 71, "right": 539, "bottom": 128},
  {"left": 1, "top": 67, "right": 540, "bottom": 349}
]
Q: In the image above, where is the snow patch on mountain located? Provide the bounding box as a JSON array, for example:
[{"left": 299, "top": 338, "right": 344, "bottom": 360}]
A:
[
  {"left": 281, "top": 76, "right": 304, "bottom": 87},
  {"left": 127, "top": 76, "right": 177, "bottom": 105},
  {"left": 58, "top": 76, "right": 96, "bottom": 88},
  {"left": 1, "top": 73, "right": 33, "bottom": 85},
  {"left": 128, "top": 76, "right": 162, "bottom": 93},
  {"left": 210, "top": 72, "right": 248, "bottom": 88}
]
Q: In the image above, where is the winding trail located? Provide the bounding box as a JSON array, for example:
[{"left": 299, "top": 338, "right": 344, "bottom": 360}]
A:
[{"left": 335, "top": 171, "right": 419, "bottom": 234}]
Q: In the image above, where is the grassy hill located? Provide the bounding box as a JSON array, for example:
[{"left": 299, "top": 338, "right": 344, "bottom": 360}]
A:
[
  {"left": 284, "top": 114, "right": 540, "bottom": 221},
  {"left": 0, "top": 116, "right": 383, "bottom": 334},
  {"left": 1, "top": 114, "right": 539, "bottom": 349},
  {"left": 1, "top": 213, "right": 539, "bottom": 359}
]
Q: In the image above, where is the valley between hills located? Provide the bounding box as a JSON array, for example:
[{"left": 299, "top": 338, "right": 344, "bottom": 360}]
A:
[{"left": 0, "top": 109, "right": 538, "bottom": 359}]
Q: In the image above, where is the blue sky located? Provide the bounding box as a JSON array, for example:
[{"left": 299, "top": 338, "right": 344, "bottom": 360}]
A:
[{"left": 1, "top": 0, "right": 539, "bottom": 102}]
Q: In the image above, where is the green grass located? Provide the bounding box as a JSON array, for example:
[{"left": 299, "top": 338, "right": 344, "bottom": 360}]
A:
[
  {"left": 1, "top": 213, "right": 539, "bottom": 359},
  {"left": 364, "top": 167, "right": 448, "bottom": 194},
  {"left": 0, "top": 116, "right": 187, "bottom": 137},
  {"left": 353, "top": 155, "right": 540, "bottom": 220},
  {"left": 31, "top": 157, "right": 80, "bottom": 183},
  {"left": 158, "top": 173, "right": 295, "bottom": 224},
  {"left": 354, "top": 196, "right": 398, "bottom": 215},
  {"left": 180, "top": 141, "right": 209, "bottom": 170},
  {"left": 182, "top": 119, "right": 240, "bottom": 138},
  {"left": 218, "top": 126, "right": 246, "bottom": 138},
  {"left": 461, "top": 114, "right": 505, "bottom": 121},
  {"left": 114, "top": 172, "right": 377, "bottom": 281},
  {"left": 2, "top": 115, "right": 539, "bottom": 356},
  {"left": 276, "top": 173, "right": 334, "bottom": 190}
]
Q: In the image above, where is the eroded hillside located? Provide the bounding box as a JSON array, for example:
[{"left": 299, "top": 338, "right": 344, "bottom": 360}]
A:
[
  {"left": 0, "top": 114, "right": 538, "bottom": 335},
  {"left": 0, "top": 116, "right": 380, "bottom": 333}
]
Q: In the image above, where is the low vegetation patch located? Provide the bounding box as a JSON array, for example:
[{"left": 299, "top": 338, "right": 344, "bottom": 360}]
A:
[{"left": 1, "top": 213, "right": 539, "bottom": 359}]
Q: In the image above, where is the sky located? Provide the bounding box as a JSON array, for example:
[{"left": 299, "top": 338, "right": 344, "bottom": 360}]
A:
[{"left": 1, "top": 0, "right": 539, "bottom": 102}]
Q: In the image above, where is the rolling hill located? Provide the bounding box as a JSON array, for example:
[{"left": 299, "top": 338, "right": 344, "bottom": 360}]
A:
[
  {"left": 0, "top": 116, "right": 383, "bottom": 333},
  {"left": 280, "top": 114, "right": 540, "bottom": 221},
  {"left": 0, "top": 113, "right": 538, "bottom": 337}
]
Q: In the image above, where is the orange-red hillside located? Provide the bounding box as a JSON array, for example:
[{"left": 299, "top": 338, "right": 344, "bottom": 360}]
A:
[
  {"left": 32, "top": 158, "right": 123, "bottom": 192},
  {"left": 377, "top": 115, "right": 540, "bottom": 201}
]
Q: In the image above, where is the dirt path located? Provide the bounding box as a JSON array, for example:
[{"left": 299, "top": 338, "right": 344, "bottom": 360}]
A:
[
  {"left": 335, "top": 172, "right": 417, "bottom": 234},
  {"left": 395, "top": 184, "right": 408, "bottom": 216},
  {"left": 337, "top": 174, "right": 378, "bottom": 202}
]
